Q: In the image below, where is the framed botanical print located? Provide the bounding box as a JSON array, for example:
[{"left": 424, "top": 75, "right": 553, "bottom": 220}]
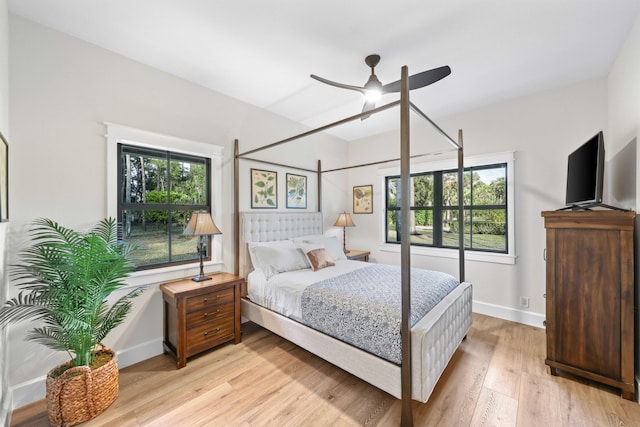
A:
[
  {"left": 286, "top": 173, "right": 307, "bottom": 209},
  {"left": 353, "top": 184, "right": 372, "bottom": 214},
  {"left": 251, "top": 168, "right": 277, "bottom": 209}
]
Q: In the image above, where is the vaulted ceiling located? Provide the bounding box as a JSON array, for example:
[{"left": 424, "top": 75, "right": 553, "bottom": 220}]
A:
[{"left": 8, "top": 0, "right": 640, "bottom": 140}]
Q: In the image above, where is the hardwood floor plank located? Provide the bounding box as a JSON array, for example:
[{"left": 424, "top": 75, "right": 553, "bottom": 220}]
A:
[
  {"left": 10, "top": 314, "right": 640, "bottom": 427},
  {"left": 469, "top": 387, "right": 518, "bottom": 426},
  {"left": 516, "top": 372, "right": 564, "bottom": 425}
]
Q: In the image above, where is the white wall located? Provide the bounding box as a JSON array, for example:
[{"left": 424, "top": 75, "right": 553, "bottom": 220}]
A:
[
  {"left": 607, "top": 12, "right": 640, "bottom": 394},
  {"left": 7, "top": 15, "right": 347, "bottom": 409},
  {"left": 0, "top": 0, "right": 10, "bottom": 424},
  {"left": 347, "top": 78, "right": 609, "bottom": 326}
]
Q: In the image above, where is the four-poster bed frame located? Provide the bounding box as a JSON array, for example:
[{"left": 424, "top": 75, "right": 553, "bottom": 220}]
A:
[{"left": 233, "top": 66, "right": 469, "bottom": 426}]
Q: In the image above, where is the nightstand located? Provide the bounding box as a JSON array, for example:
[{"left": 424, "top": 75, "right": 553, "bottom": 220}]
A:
[
  {"left": 345, "top": 249, "right": 370, "bottom": 262},
  {"left": 160, "top": 273, "right": 243, "bottom": 369}
]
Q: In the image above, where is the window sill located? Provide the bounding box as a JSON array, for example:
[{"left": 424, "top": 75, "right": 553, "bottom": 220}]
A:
[
  {"left": 378, "top": 243, "right": 516, "bottom": 265},
  {"left": 123, "top": 259, "right": 225, "bottom": 288}
]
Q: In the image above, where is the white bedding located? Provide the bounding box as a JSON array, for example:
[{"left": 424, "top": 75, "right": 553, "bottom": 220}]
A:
[{"left": 247, "top": 259, "right": 370, "bottom": 320}]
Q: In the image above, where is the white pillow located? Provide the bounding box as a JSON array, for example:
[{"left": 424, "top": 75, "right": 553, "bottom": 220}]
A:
[
  {"left": 247, "top": 239, "right": 294, "bottom": 270},
  {"left": 303, "top": 236, "right": 346, "bottom": 261},
  {"left": 292, "top": 234, "right": 325, "bottom": 243},
  {"left": 251, "top": 244, "right": 310, "bottom": 279}
]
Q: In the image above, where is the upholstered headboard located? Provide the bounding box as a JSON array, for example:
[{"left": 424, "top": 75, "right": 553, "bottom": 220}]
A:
[{"left": 238, "top": 211, "right": 323, "bottom": 279}]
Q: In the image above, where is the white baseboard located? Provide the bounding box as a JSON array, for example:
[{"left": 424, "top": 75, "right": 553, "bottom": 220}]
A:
[
  {"left": 473, "top": 300, "right": 546, "bottom": 329},
  {"left": 116, "top": 338, "right": 164, "bottom": 369},
  {"left": 10, "top": 338, "right": 164, "bottom": 411}
]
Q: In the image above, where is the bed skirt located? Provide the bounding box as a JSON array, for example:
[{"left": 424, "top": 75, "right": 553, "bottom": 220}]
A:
[{"left": 241, "top": 281, "right": 472, "bottom": 402}]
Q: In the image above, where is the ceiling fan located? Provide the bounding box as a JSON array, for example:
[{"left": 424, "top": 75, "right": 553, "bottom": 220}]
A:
[{"left": 310, "top": 54, "right": 451, "bottom": 119}]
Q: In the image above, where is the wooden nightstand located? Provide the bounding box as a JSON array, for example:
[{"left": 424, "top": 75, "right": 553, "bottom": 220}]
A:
[
  {"left": 345, "top": 249, "right": 370, "bottom": 262},
  {"left": 160, "top": 273, "right": 243, "bottom": 369}
]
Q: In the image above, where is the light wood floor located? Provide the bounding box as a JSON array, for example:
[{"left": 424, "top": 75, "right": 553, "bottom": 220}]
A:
[{"left": 11, "top": 313, "right": 640, "bottom": 426}]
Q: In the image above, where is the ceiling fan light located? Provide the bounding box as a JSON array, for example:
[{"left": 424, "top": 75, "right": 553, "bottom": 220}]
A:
[{"left": 364, "top": 89, "right": 381, "bottom": 102}]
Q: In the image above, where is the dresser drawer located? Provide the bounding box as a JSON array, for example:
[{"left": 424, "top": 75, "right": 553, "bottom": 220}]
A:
[
  {"left": 185, "top": 287, "right": 234, "bottom": 312},
  {"left": 186, "top": 317, "right": 235, "bottom": 356},
  {"left": 186, "top": 302, "right": 235, "bottom": 328}
]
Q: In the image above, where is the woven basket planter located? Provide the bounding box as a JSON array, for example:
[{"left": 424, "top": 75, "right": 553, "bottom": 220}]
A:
[{"left": 45, "top": 347, "right": 119, "bottom": 427}]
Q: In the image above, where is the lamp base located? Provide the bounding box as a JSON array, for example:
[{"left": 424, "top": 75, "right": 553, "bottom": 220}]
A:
[{"left": 191, "top": 274, "right": 212, "bottom": 282}]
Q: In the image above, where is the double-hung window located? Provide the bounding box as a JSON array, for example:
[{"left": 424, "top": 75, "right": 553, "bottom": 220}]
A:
[
  {"left": 118, "top": 145, "right": 210, "bottom": 269},
  {"left": 383, "top": 152, "right": 515, "bottom": 264},
  {"left": 107, "top": 123, "right": 223, "bottom": 273}
]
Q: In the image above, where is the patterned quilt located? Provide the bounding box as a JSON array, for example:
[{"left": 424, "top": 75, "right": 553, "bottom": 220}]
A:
[{"left": 300, "top": 264, "right": 459, "bottom": 364}]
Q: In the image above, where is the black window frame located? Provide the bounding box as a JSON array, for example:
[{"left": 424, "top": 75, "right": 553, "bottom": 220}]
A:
[
  {"left": 117, "top": 143, "right": 212, "bottom": 270},
  {"left": 385, "top": 162, "right": 508, "bottom": 254}
]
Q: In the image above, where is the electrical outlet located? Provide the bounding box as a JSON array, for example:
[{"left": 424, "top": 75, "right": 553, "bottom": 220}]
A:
[{"left": 519, "top": 296, "right": 529, "bottom": 308}]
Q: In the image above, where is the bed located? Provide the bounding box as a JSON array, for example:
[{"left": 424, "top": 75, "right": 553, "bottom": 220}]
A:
[
  {"left": 238, "top": 211, "right": 472, "bottom": 402},
  {"left": 233, "top": 67, "right": 470, "bottom": 424}
]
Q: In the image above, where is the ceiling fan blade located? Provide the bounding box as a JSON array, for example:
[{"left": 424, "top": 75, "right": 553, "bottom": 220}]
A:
[
  {"left": 360, "top": 100, "right": 376, "bottom": 121},
  {"left": 310, "top": 74, "right": 366, "bottom": 94},
  {"left": 382, "top": 65, "right": 451, "bottom": 93}
]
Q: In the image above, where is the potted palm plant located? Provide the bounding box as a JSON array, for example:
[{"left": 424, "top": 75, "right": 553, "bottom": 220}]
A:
[{"left": 0, "top": 217, "right": 144, "bottom": 426}]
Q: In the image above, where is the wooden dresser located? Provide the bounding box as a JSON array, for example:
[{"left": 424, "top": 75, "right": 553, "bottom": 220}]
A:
[
  {"left": 160, "top": 273, "right": 243, "bottom": 368},
  {"left": 541, "top": 210, "right": 635, "bottom": 400}
]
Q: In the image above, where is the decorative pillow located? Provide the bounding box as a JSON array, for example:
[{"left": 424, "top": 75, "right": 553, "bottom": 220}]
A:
[
  {"left": 305, "top": 248, "right": 335, "bottom": 271},
  {"left": 251, "top": 244, "right": 309, "bottom": 279},
  {"left": 303, "top": 236, "right": 346, "bottom": 261}
]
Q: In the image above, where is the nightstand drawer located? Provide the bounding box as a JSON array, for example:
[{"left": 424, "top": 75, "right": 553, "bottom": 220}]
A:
[
  {"left": 186, "top": 287, "right": 234, "bottom": 312},
  {"left": 186, "top": 302, "right": 234, "bottom": 328},
  {"left": 186, "top": 317, "right": 235, "bottom": 355}
]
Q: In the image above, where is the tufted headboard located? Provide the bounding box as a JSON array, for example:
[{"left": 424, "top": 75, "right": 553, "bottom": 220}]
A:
[{"left": 238, "top": 211, "right": 323, "bottom": 280}]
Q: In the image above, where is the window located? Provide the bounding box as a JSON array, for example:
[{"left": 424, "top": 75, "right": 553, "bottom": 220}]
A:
[
  {"left": 106, "top": 123, "right": 223, "bottom": 274},
  {"left": 118, "top": 144, "right": 210, "bottom": 269},
  {"left": 382, "top": 152, "right": 515, "bottom": 263}
]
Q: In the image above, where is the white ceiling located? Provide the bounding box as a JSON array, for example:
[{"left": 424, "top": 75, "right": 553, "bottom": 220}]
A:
[{"left": 8, "top": 0, "right": 640, "bottom": 140}]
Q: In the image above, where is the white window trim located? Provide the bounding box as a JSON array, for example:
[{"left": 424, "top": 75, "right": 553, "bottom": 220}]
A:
[
  {"left": 378, "top": 151, "right": 516, "bottom": 265},
  {"left": 105, "top": 123, "right": 224, "bottom": 284}
]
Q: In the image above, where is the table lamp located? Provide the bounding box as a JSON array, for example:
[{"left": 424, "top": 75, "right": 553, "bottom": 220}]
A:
[
  {"left": 334, "top": 212, "right": 355, "bottom": 253},
  {"left": 183, "top": 211, "right": 222, "bottom": 282}
]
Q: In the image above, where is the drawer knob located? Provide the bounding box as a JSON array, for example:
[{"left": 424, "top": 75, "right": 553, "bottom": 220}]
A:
[
  {"left": 204, "top": 328, "right": 220, "bottom": 337},
  {"left": 203, "top": 309, "right": 220, "bottom": 318},
  {"left": 203, "top": 295, "right": 222, "bottom": 303}
]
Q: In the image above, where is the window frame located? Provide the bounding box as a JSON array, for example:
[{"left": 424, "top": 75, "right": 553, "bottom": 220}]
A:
[
  {"left": 106, "top": 123, "right": 224, "bottom": 282},
  {"left": 379, "top": 151, "right": 516, "bottom": 265}
]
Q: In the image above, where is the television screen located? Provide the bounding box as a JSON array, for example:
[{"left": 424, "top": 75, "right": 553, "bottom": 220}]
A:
[{"left": 565, "top": 131, "right": 604, "bottom": 207}]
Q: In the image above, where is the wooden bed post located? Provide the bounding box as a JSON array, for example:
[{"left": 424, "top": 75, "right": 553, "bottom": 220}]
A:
[
  {"left": 399, "top": 66, "right": 413, "bottom": 427},
  {"left": 317, "top": 160, "right": 322, "bottom": 213},
  {"left": 457, "top": 130, "right": 465, "bottom": 283},
  {"left": 234, "top": 139, "right": 240, "bottom": 277}
]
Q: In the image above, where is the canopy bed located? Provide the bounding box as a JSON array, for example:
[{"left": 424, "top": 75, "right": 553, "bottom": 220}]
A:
[{"left": 233, "top": 67, "right": 471, "bottom": 426}]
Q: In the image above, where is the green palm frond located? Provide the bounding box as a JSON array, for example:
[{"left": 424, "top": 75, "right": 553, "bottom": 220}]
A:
[{"left": 0, "top": 218, "right": 145, "bottom": 366}]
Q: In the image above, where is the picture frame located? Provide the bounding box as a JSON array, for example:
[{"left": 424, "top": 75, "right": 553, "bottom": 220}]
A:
[
  {"left": 353, "top": 184, "right": 372, "bottom": 214},
  {"left": 0, "top": 132, "right": 7, "bottom": 221},
  {"left": 286, "top": 173, "right": 307, "bottom": 209},
  {"left": 251, "top": 168, "right": 277, "bottom": 209}
]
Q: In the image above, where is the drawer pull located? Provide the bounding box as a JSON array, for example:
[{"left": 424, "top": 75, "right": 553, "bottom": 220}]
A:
[
  {"left": 203, "top": 328, "right": 220, "bottom": 337},
  {"left": 203, "top": 310, "right": 220, "bottom": 318},
  {"left": 203, "top": 295, "right": 222, "bottom": 303}
]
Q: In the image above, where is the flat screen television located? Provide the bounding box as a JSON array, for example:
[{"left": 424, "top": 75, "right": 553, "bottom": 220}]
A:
[{"left": 565, "top": 131, "right": 605, "bottom": 208}]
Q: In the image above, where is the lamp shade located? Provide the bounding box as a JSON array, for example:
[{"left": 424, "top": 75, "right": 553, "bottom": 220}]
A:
[
  {"left": 334, "top": 212, "right": 355, "bottom": 228},
  {"left": 183, "top": 212, "right": 222, "bottom": 236}
]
